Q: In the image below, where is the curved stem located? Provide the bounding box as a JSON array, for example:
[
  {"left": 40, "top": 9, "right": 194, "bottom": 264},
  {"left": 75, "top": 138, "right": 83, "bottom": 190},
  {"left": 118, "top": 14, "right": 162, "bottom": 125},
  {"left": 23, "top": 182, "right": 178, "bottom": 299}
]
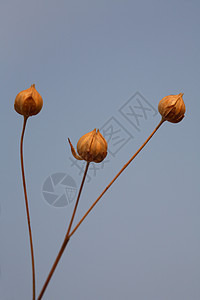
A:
[
  {"left": 69, "top": 119, "right": 165, "bottom": 238},
  {"left": 20, "top": 116, "right": 36, "bottom": 300},
  {"left": 37, "top": 162, "right": 90, "bottom": 300}
]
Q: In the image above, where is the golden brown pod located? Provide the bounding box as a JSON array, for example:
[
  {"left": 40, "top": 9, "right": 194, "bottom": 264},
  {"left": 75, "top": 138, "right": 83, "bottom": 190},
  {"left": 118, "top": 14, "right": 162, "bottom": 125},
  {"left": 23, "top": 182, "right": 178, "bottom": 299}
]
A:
[
  {"left": 14, "top": 84, "right": 43, "bottom": 117},
  {"left": 158, "top": 93, "right": 186, "bottom": 123},
  {"left": 68, "top": 129, "right": 107, "bottom": 163}
]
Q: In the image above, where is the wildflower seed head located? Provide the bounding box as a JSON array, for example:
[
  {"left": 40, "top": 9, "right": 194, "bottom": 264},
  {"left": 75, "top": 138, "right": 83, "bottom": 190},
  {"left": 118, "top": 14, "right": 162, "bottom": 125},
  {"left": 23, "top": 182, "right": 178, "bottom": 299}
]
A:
[
  {"left": 68, "top": 129, "right": 107, "bottom": 163},
  {"left": 14, "top": 84, "right": 43, "bottom": 117},
  {"left": 158, "top": 93, "right": 186, "bottom": 123}
]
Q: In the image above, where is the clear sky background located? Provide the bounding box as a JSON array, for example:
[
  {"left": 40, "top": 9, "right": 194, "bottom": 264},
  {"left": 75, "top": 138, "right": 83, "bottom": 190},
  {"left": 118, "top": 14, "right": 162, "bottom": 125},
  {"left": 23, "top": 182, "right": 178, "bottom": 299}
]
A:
[{"left": 0, "top": 0, "right": 200, "bottom": 299}]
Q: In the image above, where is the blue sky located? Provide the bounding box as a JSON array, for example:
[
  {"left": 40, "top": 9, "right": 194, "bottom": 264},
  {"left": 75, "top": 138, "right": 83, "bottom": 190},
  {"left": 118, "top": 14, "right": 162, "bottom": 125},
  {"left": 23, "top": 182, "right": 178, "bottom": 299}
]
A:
[{"left": 1, "top": 0, "right": 200, "bottom": 299}]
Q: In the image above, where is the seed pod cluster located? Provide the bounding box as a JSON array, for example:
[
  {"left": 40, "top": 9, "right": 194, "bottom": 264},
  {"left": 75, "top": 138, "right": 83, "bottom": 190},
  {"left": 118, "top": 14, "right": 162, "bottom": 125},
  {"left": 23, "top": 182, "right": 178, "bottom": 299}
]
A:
[
  {"left": 158, "top": 93, "right": 186, "bottom": 123},
  {"left": 14, "top": 84, "right": 43, "bottom": 117},
  {"left": 68, "top": 129, "right": 107, "bottom": 163}
]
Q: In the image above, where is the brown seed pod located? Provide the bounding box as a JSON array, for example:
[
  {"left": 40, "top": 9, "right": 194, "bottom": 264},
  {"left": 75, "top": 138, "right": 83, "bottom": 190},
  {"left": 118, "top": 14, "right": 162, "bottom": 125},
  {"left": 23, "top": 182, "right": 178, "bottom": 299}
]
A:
[
  {"left": 158, "top": 93, "right": 186, "bottom": 123},
  {"left": 68, "top": 129, "right": 107, "bottom": 163},
  {"left": 14, "top": 84, "right": 43, "bottom": 117}
]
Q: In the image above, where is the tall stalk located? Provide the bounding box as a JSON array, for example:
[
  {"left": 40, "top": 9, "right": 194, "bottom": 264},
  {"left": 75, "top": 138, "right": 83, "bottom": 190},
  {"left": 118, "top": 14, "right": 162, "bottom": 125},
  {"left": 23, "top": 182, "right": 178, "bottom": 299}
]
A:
[{"left": 20, "top": 116, "right": 36, "bottom": 300}]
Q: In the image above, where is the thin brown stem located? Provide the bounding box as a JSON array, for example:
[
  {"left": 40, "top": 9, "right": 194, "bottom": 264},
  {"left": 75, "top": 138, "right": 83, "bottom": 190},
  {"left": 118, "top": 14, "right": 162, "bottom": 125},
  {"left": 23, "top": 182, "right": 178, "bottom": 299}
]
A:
[
  {"left": 20, "top": 116, "right": 36, "bottom": 300},
  {"left": 37, "top": 162, "right": 90, "bottom": 300},
  {"left": 66, "top": 162, "right": 90, "bottom": 237},
  {"left": 69, "top": 119, "right": 165, "bottom": 238}
]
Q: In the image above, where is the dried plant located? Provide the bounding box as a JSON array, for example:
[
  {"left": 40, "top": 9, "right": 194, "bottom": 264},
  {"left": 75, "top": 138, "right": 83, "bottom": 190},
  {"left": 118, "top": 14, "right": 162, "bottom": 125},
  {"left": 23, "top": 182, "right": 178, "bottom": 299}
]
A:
[
  {"left": 15, "top": 84, "right": 43, "bottom": 300},
  {"left": 14, "top": 87, "right": 186, "bottom": 300}
]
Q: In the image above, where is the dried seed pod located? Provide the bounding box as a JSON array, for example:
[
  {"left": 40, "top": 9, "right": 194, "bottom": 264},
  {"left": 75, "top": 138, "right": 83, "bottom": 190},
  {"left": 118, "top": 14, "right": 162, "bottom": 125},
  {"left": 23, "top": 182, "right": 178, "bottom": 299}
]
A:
[
  {"left": 68, "top": 129, "right": 107, "bottom": 163},
  {"left": 14, "top": 84, "right": 43, "bottom": 117},
  {"left": 158, "top": 93, "right": 186, "bottom": 123}
]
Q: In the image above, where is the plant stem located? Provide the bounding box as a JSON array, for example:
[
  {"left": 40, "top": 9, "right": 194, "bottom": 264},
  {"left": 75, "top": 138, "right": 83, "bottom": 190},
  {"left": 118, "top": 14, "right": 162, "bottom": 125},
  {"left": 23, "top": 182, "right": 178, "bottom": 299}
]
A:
[
  {"left": 20, "top": 116, "right": 36, "bottom": 300},
  {"left": 38, "top": 118, "right": 164, "bottom": 299},
  {"left": 37, "top": 162, "right": 90, "bottom": 300},
  {"left": 69, "top": 119, "right": 165, "bottom": 238}
]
